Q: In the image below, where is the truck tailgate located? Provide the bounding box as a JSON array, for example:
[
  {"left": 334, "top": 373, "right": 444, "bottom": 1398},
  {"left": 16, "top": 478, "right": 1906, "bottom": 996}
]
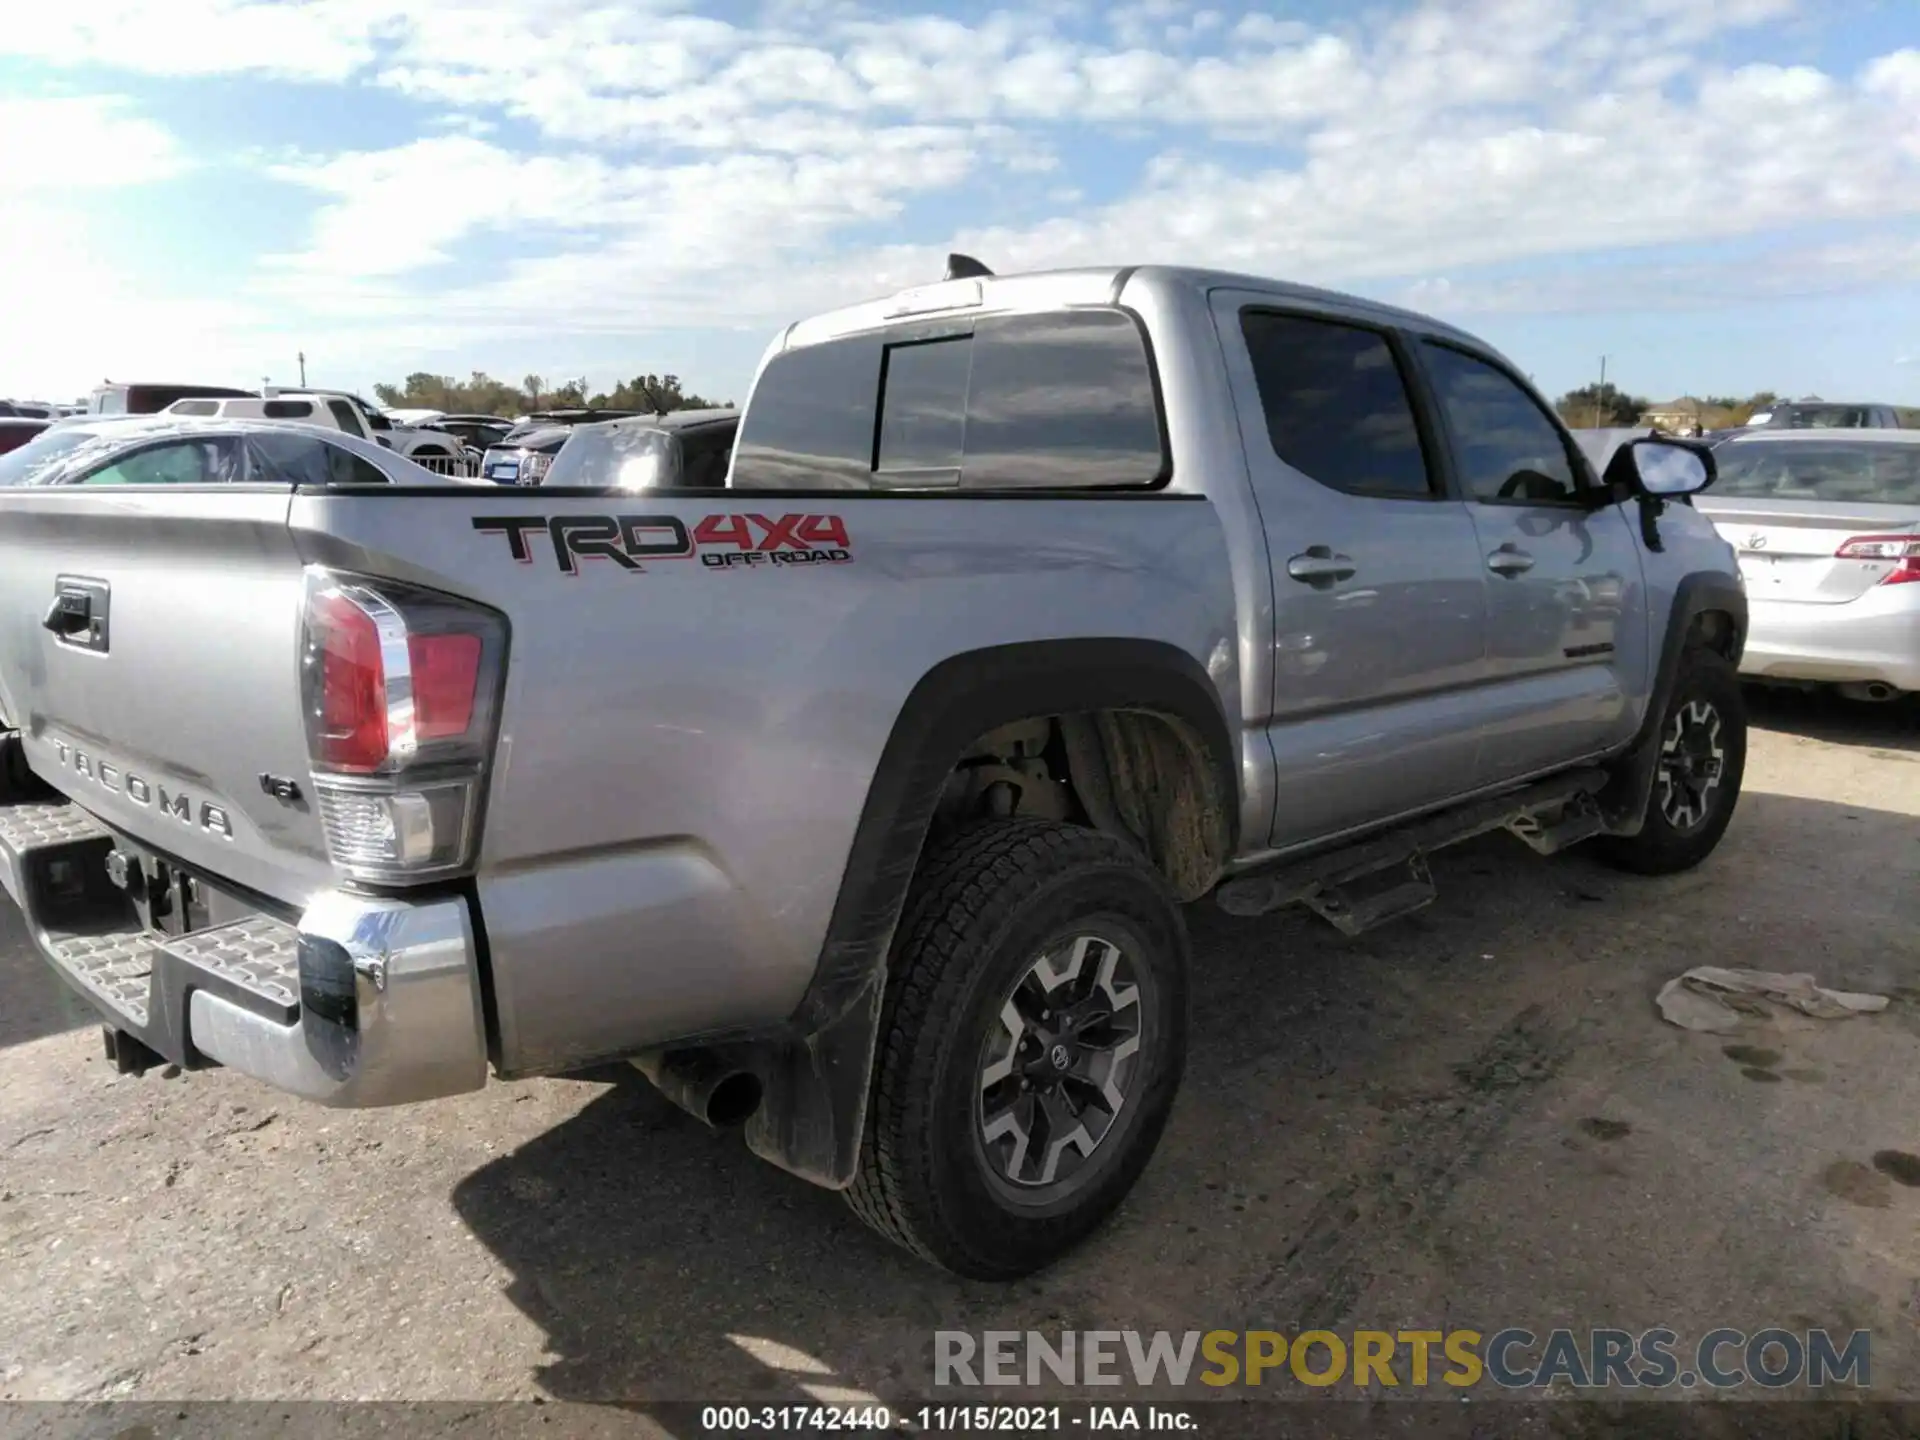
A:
[{"left": 0, "top": 488, "right": 335, "bottom": 904}]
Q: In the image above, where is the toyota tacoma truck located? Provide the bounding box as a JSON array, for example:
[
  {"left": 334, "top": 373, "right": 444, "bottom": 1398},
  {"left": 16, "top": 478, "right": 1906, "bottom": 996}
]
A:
[{"left": 0, "top": 259, "right": 1746, "bottom": 1279}]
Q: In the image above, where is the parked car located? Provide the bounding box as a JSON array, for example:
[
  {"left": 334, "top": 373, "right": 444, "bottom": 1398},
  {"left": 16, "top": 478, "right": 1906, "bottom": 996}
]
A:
[
  {"left": 0, "top": 418, "right": 49, "bottom": 456},
  {"left": 2, "top": 400, "right": 57, "bottom": 420},
  {"left": 536, "top": 407, "right": 739, "bottom": 489},
  {"left": 0, "top": 259, "right": 1745, "bottom": 1280},
  {"left": 1746, "top": 402, "right": 1905, "bottom": 430},
  {"left": 483, "top": 409, "right": 693, "bottom": 484},
  {"left": 87, "top": 381, "right": 259, "bottom": 415},
  {"left": 0, "top": 415, "right": 495, "bottom": 490},
  {"left": 1700, "top": 429, "right": 1920, "bottom": 701},
  {"left": 162, "top": 391, "right": 476, "bottom": 474},
  {"left": 421, "top": 413, "right": 516, "bottom": 454}
]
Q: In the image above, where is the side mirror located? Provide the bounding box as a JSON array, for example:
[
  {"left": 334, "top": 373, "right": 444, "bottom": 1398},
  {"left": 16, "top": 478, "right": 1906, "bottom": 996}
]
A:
[{"left": 1603, "top": 436, "right": 1715, "bottom": 500}]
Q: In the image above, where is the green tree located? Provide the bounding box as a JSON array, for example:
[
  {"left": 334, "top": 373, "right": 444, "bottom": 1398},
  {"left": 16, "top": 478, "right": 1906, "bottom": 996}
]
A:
[
  {"left": 586, "top": 372, "right": 724, "bottom": 412},
  {"left": 1555, "top": 382, "right": 1648, "bottom": 428},
  {"left": 369, "top": 367, "right": 730, "bottom": 417}
]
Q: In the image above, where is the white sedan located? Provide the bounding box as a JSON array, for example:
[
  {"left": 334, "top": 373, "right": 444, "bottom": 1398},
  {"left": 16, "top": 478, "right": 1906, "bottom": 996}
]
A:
[{"left": 0, "top": 415, "right": 495, "bottom": 489}]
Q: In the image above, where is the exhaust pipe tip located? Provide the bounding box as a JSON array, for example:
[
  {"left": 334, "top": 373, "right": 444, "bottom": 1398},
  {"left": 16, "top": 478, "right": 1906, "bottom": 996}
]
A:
[
  {"left": 705, "top": 1070, "right": 764, "bottom": 1129},
  {"left": 1837, "top": 681, "right": 1903, "bottom": 704},
  {"left": 632, "top": 1046, "right": 765, "bottom": 1130}
]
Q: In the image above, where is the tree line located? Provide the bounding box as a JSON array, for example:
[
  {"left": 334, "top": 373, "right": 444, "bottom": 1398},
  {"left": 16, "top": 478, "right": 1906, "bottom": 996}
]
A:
[
  {"left": 371, "top": 371, "right": 729, "bottom": 416},
  {"left": 1551, "top": 383, "right": 1789, "bottom": 430},
  {"left": 1553, "top": 384, "right": 1920, "bottom": 431}
]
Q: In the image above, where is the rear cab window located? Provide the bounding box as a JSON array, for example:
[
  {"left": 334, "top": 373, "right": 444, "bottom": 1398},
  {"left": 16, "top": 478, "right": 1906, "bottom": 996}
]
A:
[{"left": 731, "top": 307, "right": 1167, "bottom": 492}]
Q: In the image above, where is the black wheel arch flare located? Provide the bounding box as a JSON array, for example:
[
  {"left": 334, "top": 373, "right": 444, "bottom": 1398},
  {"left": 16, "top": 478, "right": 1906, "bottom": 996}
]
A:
[
  {"left": 1596, "top": 570, "right": 1748, "bottom": 835},
  {"left": 741, "top": 636, "right": 1234, "bottom": 1191}
]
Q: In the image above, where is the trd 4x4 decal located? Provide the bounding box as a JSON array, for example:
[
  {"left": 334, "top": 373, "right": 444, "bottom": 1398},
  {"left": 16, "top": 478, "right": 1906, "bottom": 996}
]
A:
[{"left": 472, "top": 512, "right": 852, "bottom": 575}]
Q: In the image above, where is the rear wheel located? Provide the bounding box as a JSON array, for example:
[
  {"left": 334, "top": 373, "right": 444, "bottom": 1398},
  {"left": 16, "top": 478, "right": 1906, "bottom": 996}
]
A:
[
  {"left": 845, "top": 819, "right": 1189, "bottom": 1279},
  {"left": 1594, "top": 647, "right": 1746, "bottom": 875}
]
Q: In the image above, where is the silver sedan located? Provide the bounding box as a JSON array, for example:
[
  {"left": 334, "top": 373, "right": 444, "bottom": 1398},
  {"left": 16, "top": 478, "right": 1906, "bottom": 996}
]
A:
[
  {"left": 0, "top": 414, "right": 495, "bottom": 489},
  {"left": 1698, "top": 429, "right": 1920, "bottom": 701}
]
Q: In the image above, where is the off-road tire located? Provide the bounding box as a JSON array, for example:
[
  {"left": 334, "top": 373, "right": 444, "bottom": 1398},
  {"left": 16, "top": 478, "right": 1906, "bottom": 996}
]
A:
[
  {"left": 1593, "top": 647, "right": 1746, "bottom": 875},
  {"left": 845, "top": 818, "right": 1189, "bottom": 1279}
]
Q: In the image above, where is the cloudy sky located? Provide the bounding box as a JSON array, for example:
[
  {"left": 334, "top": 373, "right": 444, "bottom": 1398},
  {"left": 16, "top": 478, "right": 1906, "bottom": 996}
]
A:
[{"left": 3, "top": 0, "right": 1917, "bottom": 409}]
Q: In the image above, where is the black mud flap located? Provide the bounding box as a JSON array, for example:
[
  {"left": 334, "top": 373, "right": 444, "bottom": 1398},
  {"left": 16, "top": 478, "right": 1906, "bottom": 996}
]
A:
[{"left": 740, "top": 972, "right": 885, "bottom": 1190}]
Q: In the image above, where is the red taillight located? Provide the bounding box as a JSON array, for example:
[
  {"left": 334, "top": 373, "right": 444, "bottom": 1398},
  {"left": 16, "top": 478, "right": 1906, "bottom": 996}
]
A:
[
  {"left": 299, "top": 570, "right": 506, "bottom": 884},
  {"left": 1834, "top": 535, "right": 1920, "bottom": 586},
  {"left": 312, "top": 591, "right": 389, "bottom": 773},
  {"left": 409, "top": 632, "right": 481, "bottom": 739}
]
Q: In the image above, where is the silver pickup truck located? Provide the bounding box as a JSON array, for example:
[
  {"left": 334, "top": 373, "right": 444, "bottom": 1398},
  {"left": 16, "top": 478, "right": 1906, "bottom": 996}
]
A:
[{"left": 0, "top": 260, "right": 1747, "bottom": 1279}]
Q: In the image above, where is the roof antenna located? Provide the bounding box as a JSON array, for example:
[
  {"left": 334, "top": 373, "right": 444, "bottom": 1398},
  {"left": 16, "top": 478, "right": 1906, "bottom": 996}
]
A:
[{"left": 944, "top": 252, "right": 993, "bottom": 281}]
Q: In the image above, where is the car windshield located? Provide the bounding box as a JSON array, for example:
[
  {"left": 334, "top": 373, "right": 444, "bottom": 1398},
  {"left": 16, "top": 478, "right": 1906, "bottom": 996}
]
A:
[
  {"left": 0, "top": 427, "right": 115, "bottom": 486},
  {"left": 1710, "top": 442, "right": 1920, "bottom": 505},
  {"left": 545, "top": 423, "right": 674, "bottom": 489},
  {"left": 1764, "top": 405, "right": 1869, "bottom": 429}
]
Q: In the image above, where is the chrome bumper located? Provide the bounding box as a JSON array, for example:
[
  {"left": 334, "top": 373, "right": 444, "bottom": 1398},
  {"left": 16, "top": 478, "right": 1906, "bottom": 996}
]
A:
[{"left": 0, "top": 794, "right": 488, "bottom": 1108}]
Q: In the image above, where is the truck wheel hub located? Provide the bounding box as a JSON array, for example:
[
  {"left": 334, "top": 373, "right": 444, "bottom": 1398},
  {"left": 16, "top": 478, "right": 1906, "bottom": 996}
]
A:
[
  {"left": 1656, "top": 698, "right": 1725, "bottom": 832},
  {"left": 976, "top": 931, "right": 1145, "bottom": 1190}
]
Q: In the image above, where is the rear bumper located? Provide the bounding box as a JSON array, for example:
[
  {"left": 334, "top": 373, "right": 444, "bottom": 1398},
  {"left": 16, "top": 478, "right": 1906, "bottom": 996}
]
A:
[
  {"left": 0, "top": 794, "right": 488, "bottom": 1108},
  {"left": 1739, "top": 593, "right": 1920, "bottom": 692}
]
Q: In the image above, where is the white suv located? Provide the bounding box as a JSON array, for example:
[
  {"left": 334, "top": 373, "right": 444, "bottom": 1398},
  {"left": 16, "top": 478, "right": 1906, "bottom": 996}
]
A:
[{"left": 162, "top": 391, "right": 476, "bottom": 474}]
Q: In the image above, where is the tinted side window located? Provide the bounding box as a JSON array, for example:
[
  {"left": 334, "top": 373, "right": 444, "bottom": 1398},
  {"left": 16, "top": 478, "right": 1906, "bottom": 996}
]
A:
[
  {"left": 325, "top": 399, "right": 366, "bottom": 436},
  {"left": 74, "top": 438, "right": 240, "bottom": 486},
  {"left": 961, "top": 310, "right": 1164, "bottom": 489},
  {"left": 875, "top": 336, "right": 969, "bottom": 483},
  {"left": 1240, "top": 312, "right": 1433, "bottom": 498},
  {"left": 730, "top": 335, "right": 880, "bottom": 489},
  {"left": 264, "top": 399, "right": 315, "bottom": 420},
  {"left": 1422, "top": 343, "right": 1581, "bottom": 503}
]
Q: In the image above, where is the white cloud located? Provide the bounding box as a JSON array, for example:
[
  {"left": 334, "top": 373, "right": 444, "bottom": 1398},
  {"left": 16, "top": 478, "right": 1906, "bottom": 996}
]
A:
[
  {"left": 1393, "top": 231, "right": 1920, "bottom": 318},
  {"left": 0, "top": 96, "right": 187, "bottom": 188},
  {"left": 0, "top": 0, "right": 395, "bottom": 83},
  {"left": 6, "top": 0, "right": 1920, "bottom": 402}
]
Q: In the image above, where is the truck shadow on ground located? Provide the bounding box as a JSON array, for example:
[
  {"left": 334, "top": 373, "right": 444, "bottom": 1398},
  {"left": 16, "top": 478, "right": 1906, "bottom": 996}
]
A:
[
  {"left": 0, "top": 898, "right": 94, "bottom": 1052},
  {"left": 1743, "top": 683, "right": 1919, "bottom": 753},
  {"left": 448, "top": 787, "right": 1918, "bottom": 1415}
]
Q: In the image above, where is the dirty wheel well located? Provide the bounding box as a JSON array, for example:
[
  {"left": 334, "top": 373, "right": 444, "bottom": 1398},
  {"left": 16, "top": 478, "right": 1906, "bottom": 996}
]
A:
[
  {"left": 1690, "top": 609, "right": 1738, "bottom": 659},
  {"left": 929, "top": 711, "right": 1232, "bottom": 902}
]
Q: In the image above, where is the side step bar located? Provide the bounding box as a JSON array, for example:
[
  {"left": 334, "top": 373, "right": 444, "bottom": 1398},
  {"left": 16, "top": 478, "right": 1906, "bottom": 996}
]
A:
[{"left": 1216, "top": 768, "right": 1609, "bottom": 935}]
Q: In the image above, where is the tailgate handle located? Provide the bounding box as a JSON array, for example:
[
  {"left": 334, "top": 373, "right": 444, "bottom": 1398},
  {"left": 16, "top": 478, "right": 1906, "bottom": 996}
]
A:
[
  {"left": 43, "top": 577, "right": 110, "bottom": 651},
  {"left": 43, "top": 592, "right": 92, "bottom": 635}
]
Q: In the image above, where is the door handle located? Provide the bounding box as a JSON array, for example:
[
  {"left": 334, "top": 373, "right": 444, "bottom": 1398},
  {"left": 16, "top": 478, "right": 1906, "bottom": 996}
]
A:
[
  {"left": 1486, "top": 545, "right": 1535, "bottom": 577},
  {"left": 42, "top": 592, "right": 91, "bottom": 635},
  {"left": 1286, "top": 547, "right": 1357, "bottom": 587}
]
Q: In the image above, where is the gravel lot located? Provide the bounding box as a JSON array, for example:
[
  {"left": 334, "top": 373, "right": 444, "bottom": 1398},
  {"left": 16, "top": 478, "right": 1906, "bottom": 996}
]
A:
[{"left": 2, "top": 690, "right": 1917, "bottom": 1421}]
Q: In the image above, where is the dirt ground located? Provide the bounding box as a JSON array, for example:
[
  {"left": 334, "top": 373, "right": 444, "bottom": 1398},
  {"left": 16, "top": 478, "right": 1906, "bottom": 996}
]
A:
[{"left": 2, "top": 689, "right": 1918, "bottom": 1426}]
